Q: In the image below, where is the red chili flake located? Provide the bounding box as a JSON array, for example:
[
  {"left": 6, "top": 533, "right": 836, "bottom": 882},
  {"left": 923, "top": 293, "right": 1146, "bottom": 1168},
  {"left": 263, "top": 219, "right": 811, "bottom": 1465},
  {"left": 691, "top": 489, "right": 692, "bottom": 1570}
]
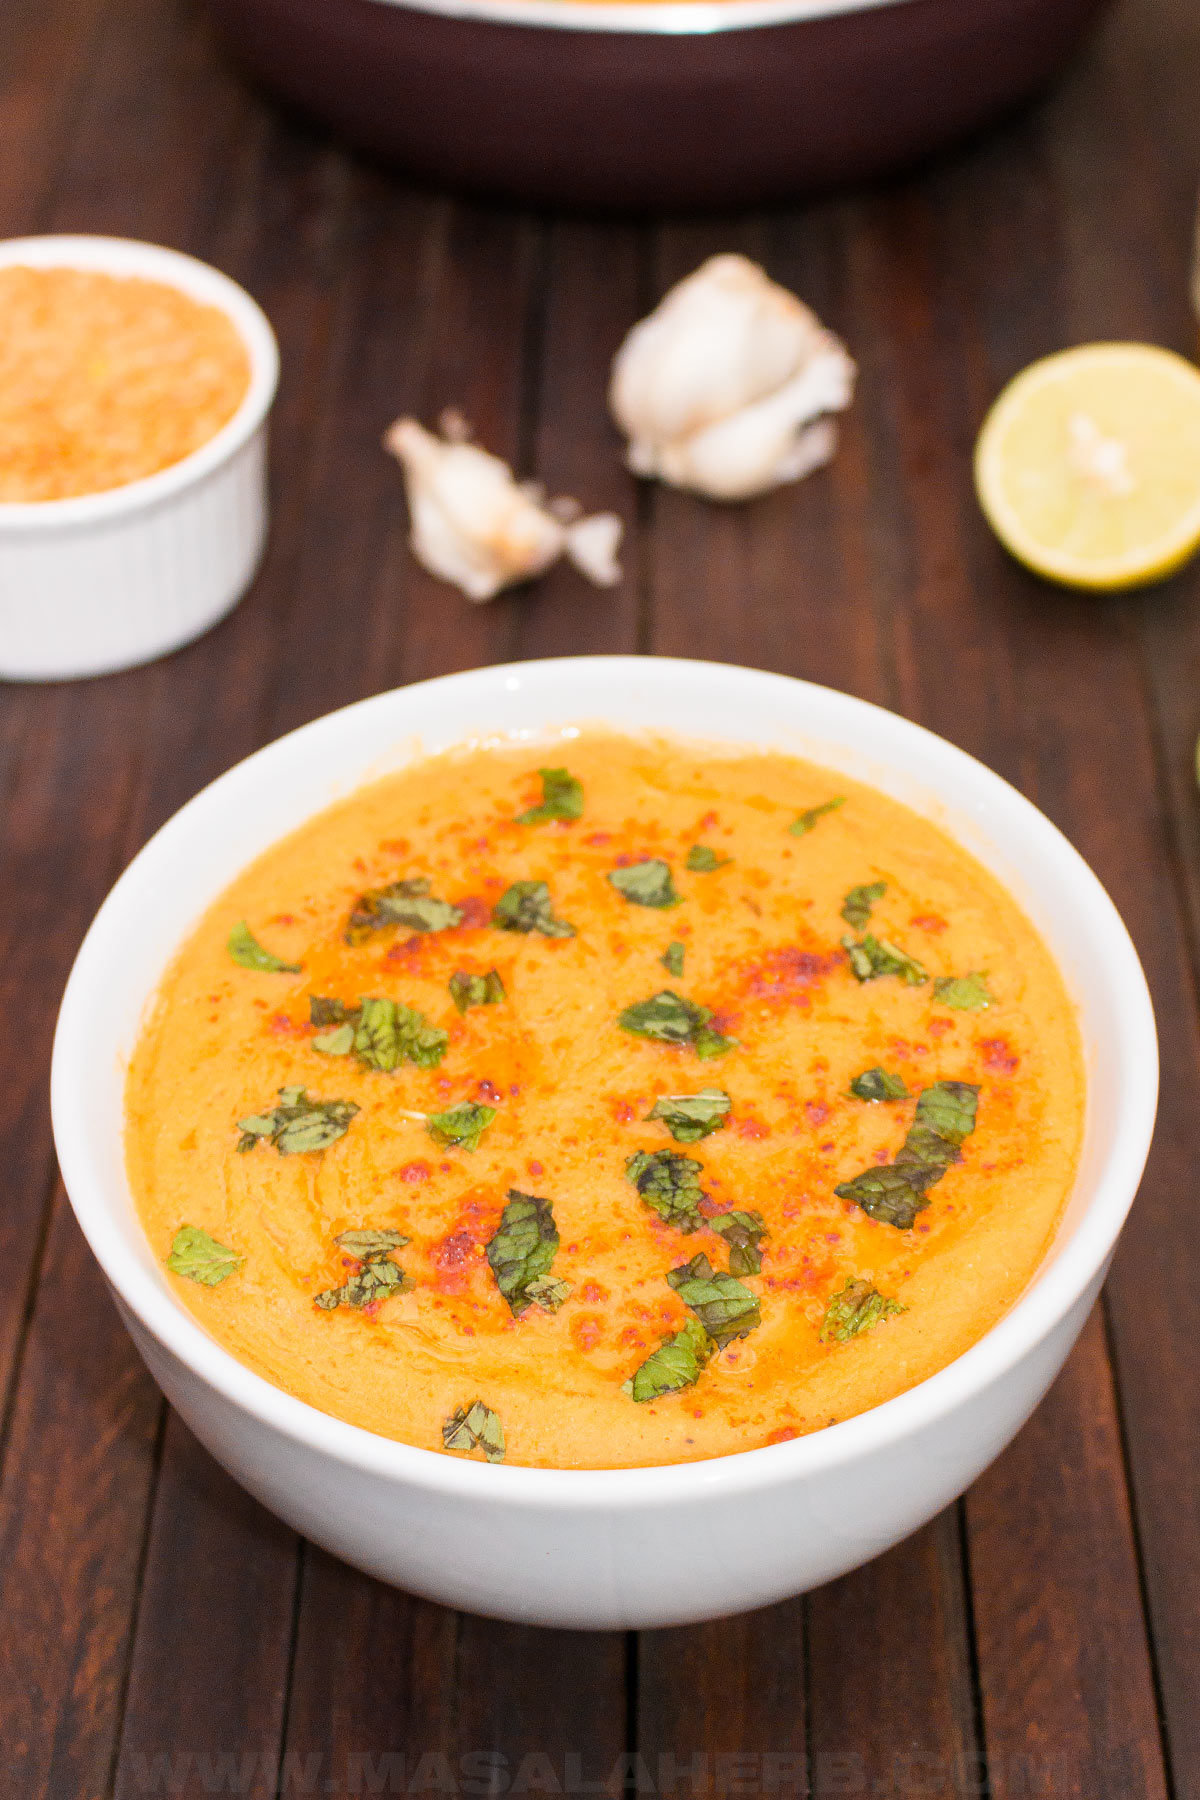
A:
[
  {"left": 267, "top": 1012, "right": 306, "bottom": 1036},
  {"left": 805, "top": 1099, "right": 830, "bottom": 1126},
  {"left": 509, "top": 1083, "right": 520, "bottom": 1097},
  {"left": 619, "top": 1326, "right": 646, "bottom": 1349},
  {"left": 612, "top": 851, "right": 638, "bottom": 868},
  {"left": 572, "top": 1317, "right": 603, "bottom": 1352},
  {"left": 455, "top": 894, "right": 491, "bottom": 929},
  {"left": 737, "top": 1118, "right": 769, "bottom": 1139},
  {"left": 612, "top": 1100, "right": 635, "bottom": 1125},
  {"left": 928, "top": 1018, "right": 953, "bottom": 1037},
  {"left": 270, "top": 913, "right": 297, "bottom": 926},
  {"left": 398, "top": 1161, "right": 430, "bottom": 1183},
  {"left": 476, "top": 1078, "right": 501, "bottom": 1103},
  {"left": 579, "top": 1281, "right": 607, "bottom": 1304},
  {"left": 766, "top": 1426, "right": 800, "bottom": 1445},
  {"left": 528, "top": 1159, "right": 544, "bottom": 1177},
  {"left": 585, "top": 831, "right": 612, "bottom": 846},
  {"left": 873, "top": 1147, "right": 890, "bottom": 1164},
  {"left": 981, "top": 1037, "right": 1020, "bottom": 1072},
  {"left": 911, "top": 914, "right": 948, "bottom": 934},
  {"left": 380, "top": 839, "right": 410, "bottom": 856},
  {"left": 431, "top": 1230, "right": 479, "bottom": 1274},
  {"left": 739, "top": 945, "right": 840, "bottom": 1007},
  {"left": 697, "top": 811, "right": 719, "bottom": 830},
  {"left": 820, "top": 1141, "right": 835, "bottom": 1154}
]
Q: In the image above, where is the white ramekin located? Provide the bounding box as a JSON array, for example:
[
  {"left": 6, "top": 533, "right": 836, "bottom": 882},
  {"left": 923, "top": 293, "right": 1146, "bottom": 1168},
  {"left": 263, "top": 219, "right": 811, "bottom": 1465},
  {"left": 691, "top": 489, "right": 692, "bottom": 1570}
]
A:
[
  {"left": 0, "top": 235, "right": 279, "bottom": 681},
  {"left": 51, "top": 658, "right": 1158, "bottom": 1628}
]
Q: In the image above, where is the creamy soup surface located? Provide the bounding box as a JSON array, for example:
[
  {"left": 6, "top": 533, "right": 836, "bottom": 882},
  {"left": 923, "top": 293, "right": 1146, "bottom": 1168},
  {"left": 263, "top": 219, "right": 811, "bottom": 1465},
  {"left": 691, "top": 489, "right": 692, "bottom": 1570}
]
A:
[{"left": 126, "top": 733, "right": 1084, "bottom": 1469}]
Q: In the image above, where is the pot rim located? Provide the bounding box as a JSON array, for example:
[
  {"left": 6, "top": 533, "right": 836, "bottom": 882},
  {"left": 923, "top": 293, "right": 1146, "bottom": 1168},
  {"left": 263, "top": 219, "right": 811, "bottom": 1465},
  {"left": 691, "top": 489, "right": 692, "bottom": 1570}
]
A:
[{"left": 362, "top": 0, "right": 911, "bottom": 40}]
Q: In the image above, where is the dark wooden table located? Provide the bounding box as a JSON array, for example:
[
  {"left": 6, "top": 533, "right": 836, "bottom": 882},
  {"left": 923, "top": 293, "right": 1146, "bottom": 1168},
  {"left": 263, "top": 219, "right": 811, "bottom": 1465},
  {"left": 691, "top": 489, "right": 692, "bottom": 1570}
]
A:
[{"left": 2, "top": 0, "right": 1198, "bottom": 1794}]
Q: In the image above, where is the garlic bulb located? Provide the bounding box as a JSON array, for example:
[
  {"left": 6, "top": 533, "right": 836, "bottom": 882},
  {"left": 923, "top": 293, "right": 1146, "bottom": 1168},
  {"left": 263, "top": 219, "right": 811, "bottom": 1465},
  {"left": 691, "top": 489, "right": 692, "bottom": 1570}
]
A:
[
  {"left": 609, "top": 253, "right": 856, "bottom": 502},
  {"left": 384, "top": 415, "right": 623, "bottom": 602}
]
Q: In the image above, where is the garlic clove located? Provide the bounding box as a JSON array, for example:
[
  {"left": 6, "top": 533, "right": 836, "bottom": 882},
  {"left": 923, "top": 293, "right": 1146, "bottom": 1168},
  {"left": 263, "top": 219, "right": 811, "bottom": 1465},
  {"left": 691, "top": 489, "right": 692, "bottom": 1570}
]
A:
[
  {"left": 564, "top": 511, "right": 624, "bottom": 587},
  {"left": 609, "top": 252, "right": 856, "bottom": 502},
  {"left": 384, "top": 417, "right": 622, "bottom": 602}
]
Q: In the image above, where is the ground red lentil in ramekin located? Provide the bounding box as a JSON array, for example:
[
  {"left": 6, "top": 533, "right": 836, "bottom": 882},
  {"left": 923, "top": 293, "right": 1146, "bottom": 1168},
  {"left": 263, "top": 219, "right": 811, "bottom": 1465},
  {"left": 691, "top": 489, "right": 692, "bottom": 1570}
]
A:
[{"left": 0, "top": 265, "right": 251, "bottom": 502}]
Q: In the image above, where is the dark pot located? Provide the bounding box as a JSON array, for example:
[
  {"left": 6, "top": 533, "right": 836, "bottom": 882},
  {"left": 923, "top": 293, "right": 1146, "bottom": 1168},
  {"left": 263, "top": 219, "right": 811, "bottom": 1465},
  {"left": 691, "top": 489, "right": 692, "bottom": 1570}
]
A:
[{"left": 206, "top": 0, "right": 1110, "bottom": 211}]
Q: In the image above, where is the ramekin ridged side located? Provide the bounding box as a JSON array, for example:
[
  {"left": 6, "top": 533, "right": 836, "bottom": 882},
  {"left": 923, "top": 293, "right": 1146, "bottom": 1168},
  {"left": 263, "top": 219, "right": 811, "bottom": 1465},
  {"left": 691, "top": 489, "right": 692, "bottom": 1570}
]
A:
[{"left": 0, "top": 235, "right": 279, "bottom": 681}]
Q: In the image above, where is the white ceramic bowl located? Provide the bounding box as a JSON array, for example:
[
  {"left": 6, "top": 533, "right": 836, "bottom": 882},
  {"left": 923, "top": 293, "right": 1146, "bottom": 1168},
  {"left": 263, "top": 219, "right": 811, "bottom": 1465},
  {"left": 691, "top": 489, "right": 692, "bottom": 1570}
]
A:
[
  {"left": 0, "top": 235, "right": 279, "bottom": 681},
  {"left": 51, "top": 657, "right": 1157, "bottom": 1628}
]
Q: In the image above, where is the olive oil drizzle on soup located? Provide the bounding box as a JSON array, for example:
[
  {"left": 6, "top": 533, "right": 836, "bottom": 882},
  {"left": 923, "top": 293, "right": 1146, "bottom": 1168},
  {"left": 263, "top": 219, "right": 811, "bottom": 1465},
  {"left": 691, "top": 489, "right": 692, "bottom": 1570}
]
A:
[{"left": 125, "top": 734, "right": 1084, "bottom": 1470}]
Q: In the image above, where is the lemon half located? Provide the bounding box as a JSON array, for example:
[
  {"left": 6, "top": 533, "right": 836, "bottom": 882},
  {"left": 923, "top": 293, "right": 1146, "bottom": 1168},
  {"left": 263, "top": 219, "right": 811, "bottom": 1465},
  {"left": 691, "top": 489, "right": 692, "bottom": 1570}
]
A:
[{"left": 974, "top": 342, "right": 1200, "bottom": 590}]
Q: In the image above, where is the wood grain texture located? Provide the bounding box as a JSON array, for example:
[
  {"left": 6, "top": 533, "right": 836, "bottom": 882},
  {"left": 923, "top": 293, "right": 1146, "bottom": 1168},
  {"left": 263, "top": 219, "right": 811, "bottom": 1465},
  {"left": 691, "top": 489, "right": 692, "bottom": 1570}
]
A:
[{"left": 0, "top": 0, "right": 1196, "bottom": 1796}]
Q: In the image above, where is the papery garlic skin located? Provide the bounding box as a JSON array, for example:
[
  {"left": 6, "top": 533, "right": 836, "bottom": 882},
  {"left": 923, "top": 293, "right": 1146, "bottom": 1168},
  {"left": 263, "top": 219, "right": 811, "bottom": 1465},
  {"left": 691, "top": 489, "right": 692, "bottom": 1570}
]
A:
[
  {"left": 610, "top": 253, "right": 856, "bottom": 501},
  {"left": 384, "top": 417, "right": 623, "bottom": 602}
]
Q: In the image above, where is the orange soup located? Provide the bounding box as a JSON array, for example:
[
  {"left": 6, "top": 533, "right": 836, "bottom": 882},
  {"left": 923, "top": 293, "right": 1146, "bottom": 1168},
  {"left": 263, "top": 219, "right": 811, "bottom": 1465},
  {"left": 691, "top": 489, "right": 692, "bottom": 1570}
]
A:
[
  {"left": 125, "top": 734, "right": 1084, "bottom": 1469},
  {"left": 0, "top": 265, "right": 250, "bottom": 501}
]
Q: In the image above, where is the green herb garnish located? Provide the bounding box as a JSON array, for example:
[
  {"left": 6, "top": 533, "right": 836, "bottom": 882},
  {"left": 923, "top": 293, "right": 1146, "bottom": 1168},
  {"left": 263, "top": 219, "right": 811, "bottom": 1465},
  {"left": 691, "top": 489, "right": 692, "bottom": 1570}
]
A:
[
  {"left": 166, "top": 1225, "right": 243, "bottom": 1286},
  {"left": 849, "top": 1067, "right": 910, "bottom": 1102},
  {"left": 667, "top": 1251, "right": 760, "bottom": 1350},
  {"left": 790, "top": 797, "right": 846, "bottom": 836},
  {"left": 644, "top": 1088, "right": 731, "bottom": 1144},
  {"left": 709, "top": 1209, "right": 768, "bottom": 1275},
  {"left": 622, "top": 1317, "right": 712, "bottom": 1402},
  {"left": 227, "top": 920, "right": 301, "bottom": 974},
  {"left": 933, "top": 972, "right": 994, "bottom": 1011},
  {"left": 608, "top": 859, "right": 681, "bottom": 908},
  {"left": 686, "top": 845, "right": 731, "bottom": 872},
  {"left": 492, "top": 880, "right": 576, "bottom": 938},
  {"left": 515, "top": 767, "right": 583, "bottom": 825},
  {"left": 835, "top": 1079, "right": 979, "bottom": 1229},
  {"left": 426, "top": 1101, "right": 496, "bottom": 1152},
  {"left": 840, "top": 882, "right": 887, "bottom": 930},
  {"left": 344, "top": 877, "right": 463, "bottom": 946},
  {"left": 449, "top": 969, "right": 506, "bottom": 1014},
  {"left": 442, "top": 1400, "right": 506, "bottom": 1462},
  {"left": 625, "top": 1149, "right": 705, "bottom": 1232},
  {"left": 314, "top": 1228, "right": 412, "bottom": 1310},
  {"left": 661, "top": 940, "right": 686, "bottom": 977},
  {"left": 485, "top": 1190, "right": 566, "bottom": 1315},
  {"left": 236, "top": 1086, "right": 359, "bottom": 1155},
  {"left": 841, "top": 933, "right": 928, "bottom": 986},
  {"left": 617, "top": 990, "right": 736, "bottom": 1060},
  {"left": 308, "top": 996, "right": 448, "bottom": 1071},
  {"left": 819, "top": 1277, "right": 906, "bottom": 1343}
]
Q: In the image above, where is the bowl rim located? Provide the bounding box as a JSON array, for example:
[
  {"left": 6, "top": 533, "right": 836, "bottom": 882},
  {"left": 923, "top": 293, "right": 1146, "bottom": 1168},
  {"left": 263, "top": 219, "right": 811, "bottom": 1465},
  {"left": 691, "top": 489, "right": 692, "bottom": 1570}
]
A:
[
  {"left": 51, "top": 655, "right": 1158, "bottom": 1508},
  {"left": 361, "top": 0, "right": 910, "bottom": 39},
  {"left": 0, "top": 234, "right": 279, "bottom": 530}
]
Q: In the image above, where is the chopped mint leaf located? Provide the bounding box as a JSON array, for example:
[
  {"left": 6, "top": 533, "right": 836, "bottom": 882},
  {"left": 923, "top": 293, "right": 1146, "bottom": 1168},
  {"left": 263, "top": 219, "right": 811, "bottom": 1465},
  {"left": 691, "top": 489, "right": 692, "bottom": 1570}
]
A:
[
  {"left": 933, "top": 972, "right": 993, "bottom": 1011},
  {"left": 426, "top": 1101, "right": 495, "bottom": 1152},
  {"left": 449, "top": 968, "right": 506, "bottom": 1013},
  {"left": 309, "top": 997, "right": 349, "bottom": 1027},
  {"left": 709, "top": 1209, "right": 768, "bottom": 1275},
  {"left": 623, "top": 1317, "right": 712, "bottom": 1402},
  {"left": 236, "top": 1087, "right": 359, "bottom": 1155},
  {"left": 833, "top": 1166, "right": 933, "bottom": 1230},
  {"left": 344, "top": 877, "right": 464, "bottom": 945},
  {"left": 645, "top": 1087, "right": 731, "bottom": 1144},
  {"left": 790, "top": 797, "right": 845, "bottom": 836},
  {"left": 666, "top": 1251, "right": 761, "bottom": 1350},
  {"left": 515, "top": 767, "right": 584, "bottom": 825},
  {"left": 910, "top": 1080, "right": 979, "bottom": 1147},
  {"left": 608, "top": 859, "right": 681, "bottom": 909},
  {"left": 166, "top": 1224, "right": 242, "bottom": 1286},
  {"left": 836, "top": 1079, "right": 979, "bottom": 1228},
  {"left": 625, "top": 1149, "right": 705, "bottom": 1232},
  {"left": 686, "top": 845, "right": 731, "bottom": 872},
  {"left": 442, "top": 1400, "right": 506, "bottom": 1462},
  {"left": 314, "top": 1227, "right": 413, "bottom": 1310},
  {"left": 307, "top": 997, "right": 448, "bottom": 1070},
  {"left": 618, "top": 989, "right": 736, "bottom": 1059},
  {"left": 492, "top": 880, "right": 576, "bottom": 938},
  {"left": 850, "top": 1066, "right": 910, "bottom": 1102},
  {"left": 819, "top": 1277, "right": 906, "bottom": 1343},
  {"left": 661, "top": 940, "right": 686, "bottom": 978},
  {"left": 524, "top": 1275, "right": 572, "bottom": 1312},
  {"left": 842, "top": 933, "right": 928, "bottom": 986},
  {"left": 841, "top": 882, "right": 887, "bottom": 930},
  {"left": 227, "top": 920, "right": 301, "bottom": 974},
  {"left": 486, "top": 1190, "right": 561, "bottom": 1316}
]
